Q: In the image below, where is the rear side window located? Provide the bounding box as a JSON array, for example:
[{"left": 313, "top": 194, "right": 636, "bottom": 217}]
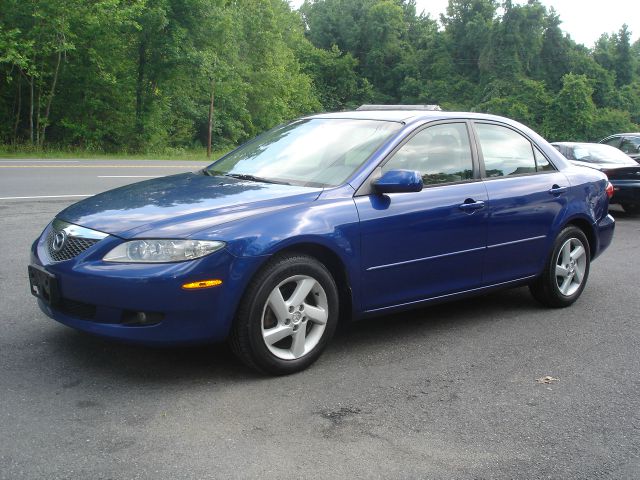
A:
[
  {"left": 534, "top": 147, "right": 555, "bottom": 171},
  {"left": 475, "top": 123, "right": 536, "bottom": 177},
  {"left": 382, "top": 123, "right": 474, "bottom": 185}
]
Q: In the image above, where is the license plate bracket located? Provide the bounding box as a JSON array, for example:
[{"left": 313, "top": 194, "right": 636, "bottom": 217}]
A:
[{"left": 28, "top": 264, "right": 60, "bottom": 307}]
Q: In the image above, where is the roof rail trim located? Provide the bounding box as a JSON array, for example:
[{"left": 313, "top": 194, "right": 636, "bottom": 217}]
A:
[{"left": 356, "top": 104, "right": 442, "bottom": 111}]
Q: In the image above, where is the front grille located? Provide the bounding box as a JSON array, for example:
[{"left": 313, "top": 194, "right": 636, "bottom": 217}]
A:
[{"left": 46, "top": 228, "right": 100, "bottom": 262}]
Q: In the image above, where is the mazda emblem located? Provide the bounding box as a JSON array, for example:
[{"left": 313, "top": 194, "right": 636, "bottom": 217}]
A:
[{"left": 52, "top": 230, "right": 67, "bottom": 252}]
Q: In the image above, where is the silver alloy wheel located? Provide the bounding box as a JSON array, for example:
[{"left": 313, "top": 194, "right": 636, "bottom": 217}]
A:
[
  {"left": 555, "top": 237, "right": 587, "bottom": 296},
  {"left": 260, "top": 275, "right": 329, "bottom": 360}
]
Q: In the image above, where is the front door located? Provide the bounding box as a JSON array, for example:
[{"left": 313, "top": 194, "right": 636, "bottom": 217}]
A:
[{"left": 355, "top": 122, "right": 488, "bottom": 312}]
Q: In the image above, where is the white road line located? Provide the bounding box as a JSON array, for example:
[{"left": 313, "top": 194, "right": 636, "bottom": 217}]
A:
[
  {"left": 0, "top": 194, "right": 92, "bottom": 200},
  {"left": 97, "top": 175, "right": 160, "bottom": 178},
  {"left": 0, "top": 160, "right": 81, "bottom": 163},
  {"left": 0, "top": 165, "right": 199, "bottom": 168}
]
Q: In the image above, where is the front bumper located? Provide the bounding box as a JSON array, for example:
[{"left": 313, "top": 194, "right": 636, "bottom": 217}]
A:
[{"left": 30, "top": 225, "right": 264, "bottom": 345}]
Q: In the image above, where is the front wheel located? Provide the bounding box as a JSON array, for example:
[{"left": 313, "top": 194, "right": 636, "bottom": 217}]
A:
[
  {"left": 229, "top": 254, "right": 339, "bottom": 375},
  {"left": 529, "top": 226, "right": 590, "bottom": 308}
]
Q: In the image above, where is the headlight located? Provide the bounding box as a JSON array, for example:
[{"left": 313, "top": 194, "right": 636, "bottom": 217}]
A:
[{"left": 103, "top": 239, "right": 225, "bottom": 263}]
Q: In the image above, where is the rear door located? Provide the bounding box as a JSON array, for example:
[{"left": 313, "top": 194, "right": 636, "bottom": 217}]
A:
[
  {"left": 355, "top": 121, "right": 488, "bottom": 312},
  {"left": 473, "top": 122, "right": 568, "bottom": 284}
]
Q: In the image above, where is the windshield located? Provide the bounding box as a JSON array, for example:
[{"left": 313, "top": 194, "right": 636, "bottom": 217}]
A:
[
  {"left": 571, "top": 144, "right": 636, "bottom": 164},
  {"left": 206, "top": 118, "right": 402, "bottom": 187}
]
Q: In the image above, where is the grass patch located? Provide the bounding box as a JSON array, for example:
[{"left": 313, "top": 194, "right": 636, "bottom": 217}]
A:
[{"left": 0, "top": 145, "right": 232, "bottom": 161}]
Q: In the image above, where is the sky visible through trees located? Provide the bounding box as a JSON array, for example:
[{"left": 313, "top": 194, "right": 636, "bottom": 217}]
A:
[{"left": 0, "top": 0, "right": 638, "bottom": 153}]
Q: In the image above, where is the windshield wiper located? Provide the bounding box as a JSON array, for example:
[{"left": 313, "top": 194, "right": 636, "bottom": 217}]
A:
[{"left": 223, "top": 173, "right": 291, "bottom": 185}]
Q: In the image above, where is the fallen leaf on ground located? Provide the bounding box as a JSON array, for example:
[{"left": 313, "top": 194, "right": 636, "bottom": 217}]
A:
[{"left": 536, "top": 376, "right": 559, "bottom": 384}]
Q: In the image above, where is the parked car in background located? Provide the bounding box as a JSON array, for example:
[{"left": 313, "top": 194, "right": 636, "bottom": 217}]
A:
[
  {"left": 552, "top": 142, "right": 640, "bottom": 214},
  {"left": 599, "top": 133, "right": 640, "bottom": 163},
  {"left": 30, "top": 108, "right": 615, "bottom": 375}
]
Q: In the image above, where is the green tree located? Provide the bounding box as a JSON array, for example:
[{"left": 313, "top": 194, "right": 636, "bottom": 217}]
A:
[
  {"left": 476, "top": 77, "right": 550, "bottom": 129},
  {"left": 441, "top": 0, "right": 496, "bottom": 81},
  {"left": 593, "top": 34, "right": 615, "bottom": 71},
  {"left": 544, "top": 73, "right": 596, "bottom": 141},
  {"left": 1, "top": 0, "right": 639, "bottom": 151},
  {"left": 0, "top": 0, "right": 79, "bottom": 146},
  {"left": 614, "top": 24, "right": 633, "bottom": 86},
  {"left": 538, "top": 9, "right": 571, "bottom": 91},
  {"left": 297, "top": 44, "right": 370, "bottom": 111},
  {"left": 589, "top": 108, "right": 637, "bottom": 141}
]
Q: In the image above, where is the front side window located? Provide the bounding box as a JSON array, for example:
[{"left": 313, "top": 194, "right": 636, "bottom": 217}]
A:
[
  {"left": 475, "top": 123, "right": 536, "bottom": 177},
  {"left": 207, "top": 118, "right": 402, "bottom": 187},
  {"left": 382, "top": 123, "right": 474, "bottom": 185}
]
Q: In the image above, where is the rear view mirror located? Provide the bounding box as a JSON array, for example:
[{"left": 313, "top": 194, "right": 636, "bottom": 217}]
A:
[{"left": 372, "top": 169, "right": 423, "bottom": 194}]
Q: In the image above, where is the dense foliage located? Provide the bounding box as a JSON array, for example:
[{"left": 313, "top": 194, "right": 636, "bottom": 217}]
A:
[{"left": 1, "top": 0, "right": 639, "bottom": 153}]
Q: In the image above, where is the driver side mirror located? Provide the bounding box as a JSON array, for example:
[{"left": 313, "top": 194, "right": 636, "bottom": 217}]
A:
[{"left": 372, "top": 169, "right": 423, "bottom": 194}]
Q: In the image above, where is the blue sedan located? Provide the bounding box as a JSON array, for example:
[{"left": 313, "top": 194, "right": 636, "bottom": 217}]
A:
[{"left": 29, "top": 108, "right": 615, "bottom": 374}]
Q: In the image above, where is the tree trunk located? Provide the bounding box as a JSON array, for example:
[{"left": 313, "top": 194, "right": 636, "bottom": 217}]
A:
[
  {"left": 207, "top": 78, "right": 215, "bottom": 159},
  {"left": 29, "top": 75, "right": 34, "bottom": 145},
  {"left": 135, "top": 40, "right": 146, "bottom": 136},
  {"left": 39, "top": 48, "right": 62, "bottom": 147},
  {"left": 13, "top": 74, "right": 22, "bottom": 144},
  {"left": 35, "top": 76, "right": 41, "bottom": 147}
]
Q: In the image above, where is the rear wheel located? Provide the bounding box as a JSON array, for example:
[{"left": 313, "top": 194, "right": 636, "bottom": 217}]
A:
[
  {"left": 621, "top": 202, "right": 640, "bottom": 214},
  {"left": 529, "top": 226, "right": 590, "bottom": 308},
  {"left": 229, "top": 254, "right": 339, "bottom": 375}
]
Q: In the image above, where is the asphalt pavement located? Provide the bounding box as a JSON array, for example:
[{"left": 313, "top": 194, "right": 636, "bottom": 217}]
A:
[
  {"left": 0, "top": 158, "right": 209, "bottom": 199},
  {"left": 0, "top": 159, "right": 639, "bottom": 479}
]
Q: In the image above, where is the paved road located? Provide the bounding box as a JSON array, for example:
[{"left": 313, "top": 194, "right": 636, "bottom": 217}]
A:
[
  {"left": 1, "top": 160, "right": 639, "bottom": 479},
  {"left": 0, "top": 158, "right": 208, "bottom": 199}
]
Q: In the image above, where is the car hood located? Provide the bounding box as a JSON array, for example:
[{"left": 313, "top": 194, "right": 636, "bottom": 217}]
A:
[{"left": 57, "top": 172, "right": 323, "bottom": 238}]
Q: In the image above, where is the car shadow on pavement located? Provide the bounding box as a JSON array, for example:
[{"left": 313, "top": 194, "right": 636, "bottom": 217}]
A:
[
  {"left": 42, "top": 285, "right": 540, "bottom": 382},
  {"left": 333, "top": 285, "right": 540, "bottom": 349},
  {"left": 608, "top": 204, "right": 638, "bottom": 220},
  {"left": 44, "top": 327, "right": 258, "bottom": 381}
]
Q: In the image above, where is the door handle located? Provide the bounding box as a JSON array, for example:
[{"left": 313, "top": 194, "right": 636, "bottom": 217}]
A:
[
  {"left": 459, "top": 199, "right": 485, "bottom": 211},
  {"left": 548, "top": 185, "right": 568, "bottom": 195}
]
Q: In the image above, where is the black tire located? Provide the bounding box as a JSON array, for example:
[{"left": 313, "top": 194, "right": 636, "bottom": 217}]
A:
[
  {"left": 229, "top": 254, "right": 339, "bottom": 375},
  {"left": 621, "top": 202, "right": 640, "bottom": 214},
  {"left": 529, "top": 226, "right": 590, "bottom": 308}
]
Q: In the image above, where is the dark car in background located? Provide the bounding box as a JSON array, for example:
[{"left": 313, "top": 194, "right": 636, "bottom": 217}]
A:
[
  {"left": 552, "top": 142, "right": 640, "bottom": 214},
  {"left": 599, "top": 133, "right": 640, "bottom": 163}
]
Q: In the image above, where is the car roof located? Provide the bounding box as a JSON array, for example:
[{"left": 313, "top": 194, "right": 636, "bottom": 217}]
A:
[
  {"left": 307, "top": 110, "right": 518, "bottom": 124},
  {"left": 603, "top": 133, "right": 640, "bottom": 137}
]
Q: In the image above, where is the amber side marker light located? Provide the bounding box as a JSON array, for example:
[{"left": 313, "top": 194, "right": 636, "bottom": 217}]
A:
[{"left": 182, "top": 279, "right": 223, "bottom": 290}]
